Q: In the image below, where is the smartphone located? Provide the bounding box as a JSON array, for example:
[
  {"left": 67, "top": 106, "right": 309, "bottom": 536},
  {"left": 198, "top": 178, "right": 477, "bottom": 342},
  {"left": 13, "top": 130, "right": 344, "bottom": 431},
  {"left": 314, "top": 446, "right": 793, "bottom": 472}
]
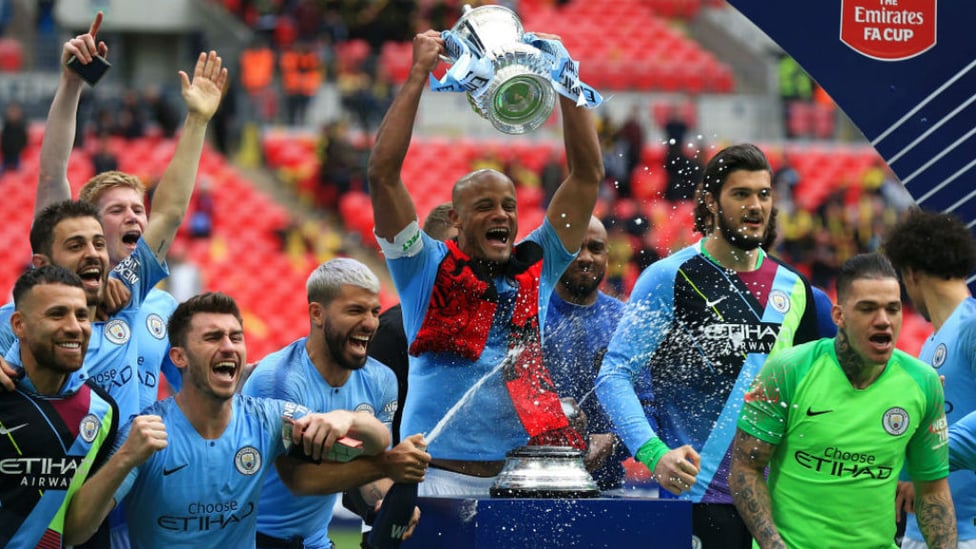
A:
[{"left": 65, "top": 54, "right": 111, "bottom": 86}]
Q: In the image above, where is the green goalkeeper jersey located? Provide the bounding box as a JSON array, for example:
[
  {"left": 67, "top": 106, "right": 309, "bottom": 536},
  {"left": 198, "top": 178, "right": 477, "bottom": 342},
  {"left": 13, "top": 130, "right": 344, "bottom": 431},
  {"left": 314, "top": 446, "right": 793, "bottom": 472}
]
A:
[{"left": 738, "top": 338, "right": 949, "bottom": 549}]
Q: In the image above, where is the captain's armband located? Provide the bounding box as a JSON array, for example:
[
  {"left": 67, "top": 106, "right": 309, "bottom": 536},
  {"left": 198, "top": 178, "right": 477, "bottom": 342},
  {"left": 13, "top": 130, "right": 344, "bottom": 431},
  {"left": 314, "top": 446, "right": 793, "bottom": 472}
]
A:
[{"left": 376, "top": 221, "right": 424, "bottom": 259}]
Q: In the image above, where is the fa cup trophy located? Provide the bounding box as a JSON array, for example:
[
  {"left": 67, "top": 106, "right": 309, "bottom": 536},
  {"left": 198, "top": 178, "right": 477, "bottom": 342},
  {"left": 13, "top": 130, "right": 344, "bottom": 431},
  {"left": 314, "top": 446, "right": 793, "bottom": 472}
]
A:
[{"left": 430, "top": 4, "right": 602, "bottom": 134}]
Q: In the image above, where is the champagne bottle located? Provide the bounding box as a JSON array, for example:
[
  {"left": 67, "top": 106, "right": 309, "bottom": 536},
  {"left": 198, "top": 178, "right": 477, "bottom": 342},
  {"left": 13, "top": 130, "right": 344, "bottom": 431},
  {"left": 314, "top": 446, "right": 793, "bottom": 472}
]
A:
[{"left": 365, "top": 481, "right": 418, "bottom": 549}]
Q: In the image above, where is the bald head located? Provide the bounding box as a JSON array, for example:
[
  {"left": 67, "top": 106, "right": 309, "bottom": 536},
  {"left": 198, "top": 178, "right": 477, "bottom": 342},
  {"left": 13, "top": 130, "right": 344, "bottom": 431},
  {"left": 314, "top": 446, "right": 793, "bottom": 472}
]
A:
[{"left": 450, "top": 169, "right": 519, "bottom": 265}]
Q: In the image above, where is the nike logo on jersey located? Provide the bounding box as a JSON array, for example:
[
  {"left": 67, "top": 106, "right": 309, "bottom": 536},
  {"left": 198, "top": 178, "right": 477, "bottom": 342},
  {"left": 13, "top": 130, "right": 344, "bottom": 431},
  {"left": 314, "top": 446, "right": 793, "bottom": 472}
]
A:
[
  {"left": 162, "top": 464, "right": 188, "bottom": 476},
  {"left": 705, "top": 296, "right": 728, "bottom": 308},
  {"left": 805, "top": 407, "right": 833, "bottom": 417},
  {"left": 0, "top": 423, "right": 27, "bottom": 435}
]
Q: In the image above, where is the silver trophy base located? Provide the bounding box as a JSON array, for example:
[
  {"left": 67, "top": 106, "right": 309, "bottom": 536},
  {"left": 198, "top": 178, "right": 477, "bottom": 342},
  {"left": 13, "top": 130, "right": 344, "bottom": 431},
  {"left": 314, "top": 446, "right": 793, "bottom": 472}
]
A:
[{"left": 490, "top": 445, "right": 600, "bottom": 498}]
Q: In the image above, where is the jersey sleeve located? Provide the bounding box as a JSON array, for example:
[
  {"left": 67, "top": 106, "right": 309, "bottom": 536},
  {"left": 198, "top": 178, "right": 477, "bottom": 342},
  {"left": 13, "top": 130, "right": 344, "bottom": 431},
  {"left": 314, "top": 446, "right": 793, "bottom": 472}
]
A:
[
  {"left": 110, "top": 417, "right": 140, "bottom": 504},
  {"left": 241, "top": 357, "right": 305, "bottom": 403},
  {"left": 737, "top": 346, "right": 802, "bottom": 445},
  {"left": 961, "top": 319, "right": 976, "bottom": 379},
  {"left": 0, "top": 304, "right": 15, "bottom": 355},
  {"left": 949, "top": 410, "right": 976, "bottom": 472},
  {"left": 270, "top": 398, "right": 311, "bottom": 458},
  {"left": 385, "top": 231, "right": 446, "bottom": 342},
  {"left": 595, "top": 264, "right": 674, "bottom": 455},
  {"left": 110, "top": 238, "right": 170, "bottom": 311},
  {"left": 374, "top": 366, "right": 398, "bottom": 426},
  {"left": 905, "top": 370, "right": 950, "bottom": 481}
]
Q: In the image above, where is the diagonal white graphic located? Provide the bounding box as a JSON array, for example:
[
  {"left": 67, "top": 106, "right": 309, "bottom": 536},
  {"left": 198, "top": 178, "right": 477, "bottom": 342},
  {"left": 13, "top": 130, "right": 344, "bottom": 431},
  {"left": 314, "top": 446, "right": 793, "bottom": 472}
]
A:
[{"left": 0, "top": 423, "right": 27, "bottom": 436}]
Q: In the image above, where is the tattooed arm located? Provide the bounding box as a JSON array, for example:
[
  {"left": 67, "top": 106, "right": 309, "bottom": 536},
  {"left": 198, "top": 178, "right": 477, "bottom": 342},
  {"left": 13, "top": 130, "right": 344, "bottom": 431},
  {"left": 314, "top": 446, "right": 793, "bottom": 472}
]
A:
[
  {"left": 729, "top": 428, "right": 786, "bottom": 549},
  {"left": 915, "top": 477, "right": 956, "bottom": 548}
]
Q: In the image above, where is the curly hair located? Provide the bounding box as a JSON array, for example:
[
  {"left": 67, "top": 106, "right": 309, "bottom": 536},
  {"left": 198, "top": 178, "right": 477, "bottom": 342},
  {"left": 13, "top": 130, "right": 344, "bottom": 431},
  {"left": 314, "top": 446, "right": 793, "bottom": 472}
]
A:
[{"left": 883, "top": 208, "right": 976, "bottom": 279}]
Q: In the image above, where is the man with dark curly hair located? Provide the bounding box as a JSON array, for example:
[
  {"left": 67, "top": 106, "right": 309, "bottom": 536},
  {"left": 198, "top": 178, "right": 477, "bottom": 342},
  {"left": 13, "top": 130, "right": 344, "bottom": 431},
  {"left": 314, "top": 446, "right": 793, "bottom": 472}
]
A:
[{"left": 884, "top": 208, "right": 976, "bottom": 549}]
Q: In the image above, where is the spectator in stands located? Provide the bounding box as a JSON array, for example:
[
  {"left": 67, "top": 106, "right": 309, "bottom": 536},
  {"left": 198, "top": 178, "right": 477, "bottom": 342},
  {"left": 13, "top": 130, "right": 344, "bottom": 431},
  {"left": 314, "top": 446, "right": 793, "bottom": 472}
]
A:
[
  {"left": 242, "top": 259, "right": 430, "bottom": 548},
  {"left": 188, "top": 176, "right": 216, "bottom": 239},
  {"left": 280, "top": 40, "right": 322, "bottom": 126},
  {"left": 340, "top": 64, "right": 394, "bottom": 135},
  {"left": 663, "top": 102, "right": 689, "bottom": 146},
  {"left": 117, "top": 88, "right": 146, "bottom": 140},
  {"left": 211, "top": 76, "right": 239, "bottom": 157},
  {"left": 663, "top": 141, "right": 703, "bottom": 202},
  {"left": 544, "top": 216, "right": 628, "bottom": 491},
  {"left": 771, "top": 151, "right": 800, "bottom": 214},
  {"left": 143, "top": 85, "right": 180, "bottom": 138},
  {"left": 317, "top": 119, "right": 363, "bottom": 208},
  {"left": 165, "top": 244, "right": 203, "bottom": 304},
  {"left": 240, "top": 37, "right": 277, "bottom": 123},
  {"left": 505, "top": 156, "right": 540, "bottom": 190},
  {"left": 540, "top": 149, "right": 565, "bottom": 208},
  {"left": 1, "top": 101, "right": 28, "bottom": 173},
  {"left": 615, "top": 104, "right": 645, "bottom": 188},
  {"left": 777, "top": 53, "right": 813, "bottom": 139},
  {"left": 602, "top": 216, "right": 634, "bottom": 297},
  {"left": 600, "top": 114, "right": 632, "bottom": 199},
  {"left": 863, "top": 159, "right": 915, "bottom": 214},
  {"left": 92, "top": 107, "right": 117, "bottom": 137},
  {"left": 90, "top": 132, "right": 118, "bottom": 174},
  {"left": 367, "top": 29, "right": 603, "bottom": 495},
  {"left": 597, "top": 143, "right": 822, "bottom": 549},
  {"left": 293, "top": 0, "right": 324, "bottom": 43}
]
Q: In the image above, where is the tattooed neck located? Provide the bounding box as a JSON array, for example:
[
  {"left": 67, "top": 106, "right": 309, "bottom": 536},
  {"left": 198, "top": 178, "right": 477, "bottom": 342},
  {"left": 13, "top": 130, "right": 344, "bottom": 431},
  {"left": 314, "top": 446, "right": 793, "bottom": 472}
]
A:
[{"left": 834, "top": 330, "right": 884, "bottom": 389}]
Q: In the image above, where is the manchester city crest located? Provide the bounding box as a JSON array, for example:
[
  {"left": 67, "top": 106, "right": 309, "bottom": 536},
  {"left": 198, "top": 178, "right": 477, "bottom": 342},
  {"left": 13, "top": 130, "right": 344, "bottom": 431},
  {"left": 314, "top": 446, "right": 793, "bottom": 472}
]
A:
[
  {"left": 768, "top": 290, "right": 790, "bottom": 314},
  {"left": 882, "top": 407, "right": 910, "bottom": 436},
  {"left": 80, "top": 413, "right": 100, "bottom": 443},
  {"left": 104, "top": 319, "right": 131, "bottom": 345},
  {"left": 146, "top": 313, "right": 167, "bottom": 340},
  {"left": 234, "top": 446, "right": 262, "bottom": 475},
  {"left": 931, "top": 343, "right": 947, "bottom": 369}
]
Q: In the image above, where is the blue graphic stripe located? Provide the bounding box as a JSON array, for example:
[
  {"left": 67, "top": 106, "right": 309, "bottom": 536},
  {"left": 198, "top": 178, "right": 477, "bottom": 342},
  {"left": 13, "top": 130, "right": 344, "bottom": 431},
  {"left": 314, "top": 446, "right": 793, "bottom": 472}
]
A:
[{"left": 688, "top": 271, "right": 799, "bottom": 501}]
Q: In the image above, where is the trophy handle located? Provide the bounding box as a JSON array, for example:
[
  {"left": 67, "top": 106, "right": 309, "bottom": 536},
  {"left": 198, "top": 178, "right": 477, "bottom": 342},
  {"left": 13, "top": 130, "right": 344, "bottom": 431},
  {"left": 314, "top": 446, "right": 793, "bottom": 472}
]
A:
[{"left": 439, "top": 4, "right": 474, "bottom": 64}]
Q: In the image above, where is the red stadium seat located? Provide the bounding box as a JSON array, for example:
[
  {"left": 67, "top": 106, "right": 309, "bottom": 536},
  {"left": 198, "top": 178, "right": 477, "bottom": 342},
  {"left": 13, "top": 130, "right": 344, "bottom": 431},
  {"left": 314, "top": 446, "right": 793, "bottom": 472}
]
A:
[{"left": 0, "top": 38, "right": 23, "bottom": 72}]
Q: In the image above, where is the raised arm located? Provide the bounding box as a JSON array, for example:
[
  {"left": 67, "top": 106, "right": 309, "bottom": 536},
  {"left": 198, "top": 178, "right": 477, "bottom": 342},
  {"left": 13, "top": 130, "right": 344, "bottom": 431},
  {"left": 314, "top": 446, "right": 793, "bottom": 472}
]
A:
[
  {"left": 36, "top": 12, "right": 107, "bottom": 214},
  {"left": 914, "top": 477, "right": 956, "bottom": 548},
  {"left": 545, "top": 93, "right": 604, "bottom": 252},
  {"left": 729, "top": 429, "right": 786, "bottom": 549},
  {"left": 63, "top": 415, "right": 167, "bottom": 546},
  {"left": 367, "top": 31, "right": 443, "bottom": 240},
  {"left": 141, "top": 51, "right": 227, "bottom": 262}
]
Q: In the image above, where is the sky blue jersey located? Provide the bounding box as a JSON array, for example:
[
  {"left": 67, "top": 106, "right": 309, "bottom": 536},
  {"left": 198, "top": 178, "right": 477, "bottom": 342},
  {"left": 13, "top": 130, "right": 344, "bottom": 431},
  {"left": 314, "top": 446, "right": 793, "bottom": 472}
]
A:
[
  {"left": 113, "top": 394, "right": 309, "bottom": 549},
  {"left": 906, "top": 297, "right": 976, "bottom": 542},
  {"left": 241, "top": 338, "right": 397, "bottom": 548}
]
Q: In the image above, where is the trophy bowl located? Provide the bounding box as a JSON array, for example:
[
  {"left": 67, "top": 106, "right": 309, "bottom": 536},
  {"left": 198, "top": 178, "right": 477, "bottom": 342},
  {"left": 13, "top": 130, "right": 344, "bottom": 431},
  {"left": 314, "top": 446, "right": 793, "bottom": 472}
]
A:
[
  {"left": 445, "top": 4, "right": 556, "bottom": 134},
  {"left": 490, "top": 445, "right": 600, "bottom": 498}
]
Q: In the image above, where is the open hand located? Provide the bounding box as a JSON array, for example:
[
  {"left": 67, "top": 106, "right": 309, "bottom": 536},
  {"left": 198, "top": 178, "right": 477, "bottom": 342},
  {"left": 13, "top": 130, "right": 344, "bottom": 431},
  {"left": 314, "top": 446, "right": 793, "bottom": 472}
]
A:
[{"left": 180, "top": 51, "right": 228, "bottom": 123}]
